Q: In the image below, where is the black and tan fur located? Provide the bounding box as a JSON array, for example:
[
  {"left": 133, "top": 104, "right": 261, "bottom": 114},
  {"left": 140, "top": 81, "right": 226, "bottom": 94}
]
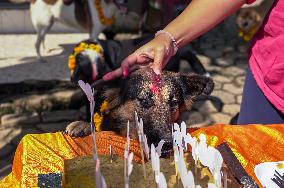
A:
[{"left": 66, "top": 68, "right": 214, "bottom": 149}]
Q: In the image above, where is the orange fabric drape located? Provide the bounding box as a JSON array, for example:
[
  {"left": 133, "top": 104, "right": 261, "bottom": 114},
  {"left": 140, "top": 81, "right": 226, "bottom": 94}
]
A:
[
  {"left": 190, "top": 124, "right": 284, "bottom": 187},
  {"left": 0, "top": 124, "right": 283, "bottom": 187},
  {"left": 0, "top": 131, "right": 141, "bottom": 188}
]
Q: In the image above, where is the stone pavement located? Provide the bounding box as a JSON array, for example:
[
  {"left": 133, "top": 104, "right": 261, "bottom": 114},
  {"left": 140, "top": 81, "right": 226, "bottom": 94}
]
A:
[
  {"left": 0, "top": 15, "right": 250, "bottom": 179},
  {"left": 0, "top": 33, "right": 89, "bottom": 83}
]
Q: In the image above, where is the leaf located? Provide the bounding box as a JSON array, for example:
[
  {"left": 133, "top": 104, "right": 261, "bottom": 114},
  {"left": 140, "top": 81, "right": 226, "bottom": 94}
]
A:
[
  {"left": 156, "top": 140, "right": 165, "bottom": 157},
  {"left": 101, "top": 175, "right": 107, "bottom": 188},
  {"left": 134, "top": 112, "right": 149, "bottom": 160},
  {"left": 172, "top": 123, "right": 183, "bottom": 148},
  {"left": 143, "top": 135, "right": 150, "bottom": 160},
  {"left": 78, "top": 80, "right": 94, "bottom": 102},
  {"left": 208, "top": 183, "right": 218, "bottom": 188},
  {"left": 186, "top": 170, "right": 195, "bottom": 188},
  {"left": 190, "top": 137, "right": 198, "bottom": 162},
  {"left": 172, "top": 122, "right": 191, "bottom": 150},
  {"left": 183, "top": 133, "right": 193, "bottom": 151},
  {"left": 127, "top": 152, "right": 134, "bottom": 176},
  {"left": 176, "top": 147, "right": 195, "bottom": 187},
  {"left": 198, "top": 135, "right": 210, "bottom": 168},
  {"left": 124, "top": 149, "right": 129, "bottom": 159},
  {"left": 151, "top": 144, "right": 160, "bottom": 173},
  {"left": 158, "top": 173, "right": 167, "bottom": 188},
  {"left": 95, "top": 158, "right": 107, "bottom": 188}
]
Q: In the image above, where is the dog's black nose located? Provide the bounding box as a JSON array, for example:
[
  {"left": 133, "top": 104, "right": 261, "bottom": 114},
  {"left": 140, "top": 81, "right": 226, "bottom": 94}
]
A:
[{"left": 243, "top": 21, "right": 249, "bottom": 27}]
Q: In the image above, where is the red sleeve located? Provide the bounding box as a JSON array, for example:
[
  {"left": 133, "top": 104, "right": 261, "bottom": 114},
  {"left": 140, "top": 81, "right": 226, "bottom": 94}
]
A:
[{"left": 246, "top": 0, "right": 256, "bottom": 4}]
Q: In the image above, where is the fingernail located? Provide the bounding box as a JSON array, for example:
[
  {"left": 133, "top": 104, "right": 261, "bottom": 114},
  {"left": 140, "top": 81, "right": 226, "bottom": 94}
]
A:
[{"left": 123, "top": 68, "right": 129, "bottom": 77}]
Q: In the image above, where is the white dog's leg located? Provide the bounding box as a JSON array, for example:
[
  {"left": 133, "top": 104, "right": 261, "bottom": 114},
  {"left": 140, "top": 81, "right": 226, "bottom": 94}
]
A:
[
  {"left": 86, "top": 0, "right": 102, "bottom": 39},
  {"left": 35, "top": 19, "right": 54, "bottom": 62},
  {"left": 30, "top": 0, "right": 54, "bottom": 62},
  {"left": 42, "top": 17, "right": 54, "bottom": 52},
  {"left": 87, "top": 0, "right": 118, "bottom": 39}
]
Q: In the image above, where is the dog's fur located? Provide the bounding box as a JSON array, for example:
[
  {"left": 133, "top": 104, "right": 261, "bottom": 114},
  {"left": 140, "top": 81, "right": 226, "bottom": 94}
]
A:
[
  {"left": 66, "top": 68, "right": 214, "bottom": 150},
  {"left": 9, "top": 0, "right": 117, "bottom": 60}
]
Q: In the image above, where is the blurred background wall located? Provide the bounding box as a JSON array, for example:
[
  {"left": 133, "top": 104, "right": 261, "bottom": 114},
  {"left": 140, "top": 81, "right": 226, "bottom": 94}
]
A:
[{"left": 0, "top": 0, "right": 80, "bottom": 33}]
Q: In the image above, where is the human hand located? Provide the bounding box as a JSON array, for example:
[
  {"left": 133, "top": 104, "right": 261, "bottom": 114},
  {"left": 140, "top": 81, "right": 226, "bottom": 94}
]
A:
[{"left": 103, "top": 32, "right": 177, "bottom": 81}]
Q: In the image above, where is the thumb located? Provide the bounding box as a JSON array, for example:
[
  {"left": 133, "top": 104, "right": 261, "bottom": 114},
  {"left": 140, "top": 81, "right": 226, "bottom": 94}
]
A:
[{"left": 151, "top": 47, "right": 165, "bottom": 75}]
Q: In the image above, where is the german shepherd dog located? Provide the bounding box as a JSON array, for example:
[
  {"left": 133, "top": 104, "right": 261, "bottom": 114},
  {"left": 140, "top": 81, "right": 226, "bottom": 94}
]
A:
[
  {"left": 65, "top": 35, "right": 215, "bottom": 152},
  {"left": 66, "top": 68, "right": 214, "bottom": 152}
]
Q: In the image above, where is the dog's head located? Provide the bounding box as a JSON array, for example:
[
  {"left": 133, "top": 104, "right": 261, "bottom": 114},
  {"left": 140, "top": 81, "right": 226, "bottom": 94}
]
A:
[
  {"left": 102, "top": 68, "right": 214, "bottom": 152},
  {"left": 236, "top": 9, "right": 261, "bottom": 40},
  {"left": 68, "top": 40, "right": 112, "bottom": 84}
]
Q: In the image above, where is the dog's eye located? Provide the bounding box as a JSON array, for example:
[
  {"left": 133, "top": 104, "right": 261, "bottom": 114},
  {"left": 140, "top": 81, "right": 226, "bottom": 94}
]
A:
[
  {"left": 137, "top": 92, "right": 154, "bottom": 109},
  {"left": 169, "top": 95, "right": 179, "bottom": 111}
]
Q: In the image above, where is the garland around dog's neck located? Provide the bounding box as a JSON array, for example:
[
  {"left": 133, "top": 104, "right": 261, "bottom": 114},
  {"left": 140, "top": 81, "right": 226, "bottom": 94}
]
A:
[
  {"left": 68, "top": 42, "right": 104, "bottom": 71},
  {"left": 95, "top": 0, "right": 114, "bottom": 26},
  {"left": 93, "top": 100, "right": 108, "bottom": 132},
  {"left": 238, "top": 25, "right": 258, "bottom": 42}
]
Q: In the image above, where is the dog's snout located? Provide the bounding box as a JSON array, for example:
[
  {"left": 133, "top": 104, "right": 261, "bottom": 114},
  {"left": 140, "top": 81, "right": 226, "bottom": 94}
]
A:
[{"left": 243, "top": 21, "right": 249, "bottom": 27}]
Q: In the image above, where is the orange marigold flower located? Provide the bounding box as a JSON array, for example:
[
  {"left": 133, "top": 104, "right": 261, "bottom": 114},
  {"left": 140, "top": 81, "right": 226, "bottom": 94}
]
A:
[
  {"left": 100, "top": 101, "right": 108, "bottom": 113},
  {"left": 68, "top": 56, "right": 76, "bottom": 70},
  {"left": 94, "top": 113, "right": 103, "bottom": 132}
]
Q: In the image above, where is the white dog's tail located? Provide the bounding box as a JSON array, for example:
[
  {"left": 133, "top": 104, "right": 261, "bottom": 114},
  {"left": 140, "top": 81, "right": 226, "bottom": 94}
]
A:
[{"left": 9, "top": 0, "right": 30, "bottom": 3}]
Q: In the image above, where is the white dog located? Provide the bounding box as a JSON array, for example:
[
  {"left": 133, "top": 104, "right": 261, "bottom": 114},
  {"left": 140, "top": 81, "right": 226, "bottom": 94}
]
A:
[{"left": 9, "top": 0, "right": 117, "bottom": 61}]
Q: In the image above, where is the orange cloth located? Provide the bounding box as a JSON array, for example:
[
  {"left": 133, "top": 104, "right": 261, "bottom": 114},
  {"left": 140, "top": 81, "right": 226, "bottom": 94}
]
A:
[
  {"left": 0, "top": 124, "right": 283, "bottom": 187},
  {"left": 191, "top": 124, "right": 284, "bottom": 187},
  {"left": 0, "top": 131, "right": 141, "bottom": 188}
]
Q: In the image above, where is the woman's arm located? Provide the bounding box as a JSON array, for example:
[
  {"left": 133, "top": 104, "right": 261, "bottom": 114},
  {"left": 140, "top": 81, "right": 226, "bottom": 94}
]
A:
[
  {"left": 103, "top": 0, "right": 250, "bottom": 80},
  {"left": 165, "top": 0, "right": 247, "bottom": 48}
]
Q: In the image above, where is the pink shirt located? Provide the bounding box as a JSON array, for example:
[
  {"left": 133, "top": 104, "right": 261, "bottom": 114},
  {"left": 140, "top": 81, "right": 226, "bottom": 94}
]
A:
[{"left": 248, "top": 0, "right": 284, "bottom": 113}]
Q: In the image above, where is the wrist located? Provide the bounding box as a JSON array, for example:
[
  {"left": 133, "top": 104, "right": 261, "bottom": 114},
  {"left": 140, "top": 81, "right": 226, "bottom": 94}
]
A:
[{"left": 155, "top": 30, "right": 178, "bottom": 54}]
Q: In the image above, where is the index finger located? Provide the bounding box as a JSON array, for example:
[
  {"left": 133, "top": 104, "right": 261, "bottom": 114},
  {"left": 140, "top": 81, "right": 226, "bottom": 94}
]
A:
[
  {"left": 102, "top": 67, "right": 123, "bottom": 81},
  {"left": 121, "top": 53, "right": 139, "bottom": 68},
  {"left": 102, "top": 53, "right": 138, "bottom": 81}
]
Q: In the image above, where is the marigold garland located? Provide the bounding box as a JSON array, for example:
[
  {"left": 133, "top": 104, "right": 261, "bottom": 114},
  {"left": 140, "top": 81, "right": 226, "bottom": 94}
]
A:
[
  {"left": 94, "top": 100, "right": 108, "bottom": 132},
  {"left": 68, "top": 42, "right": 104, "bottom": 71},
  {"left": 95, "top": 0, "right": 114, "bottom": 26},
  {"left": 238, "top": 25, "right": 258, "bottom": 42}
]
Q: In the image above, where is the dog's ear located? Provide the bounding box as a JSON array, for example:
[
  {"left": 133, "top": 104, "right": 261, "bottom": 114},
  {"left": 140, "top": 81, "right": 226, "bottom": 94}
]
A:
[
  {"left": 103, "top": 88, "right": 121, "bottom": 111},
  {"left": 252, "top": 10, "right": 261, "bottom": 23},
  {"left": 177, "top": 74, "right": 214, "bottom": 110}
]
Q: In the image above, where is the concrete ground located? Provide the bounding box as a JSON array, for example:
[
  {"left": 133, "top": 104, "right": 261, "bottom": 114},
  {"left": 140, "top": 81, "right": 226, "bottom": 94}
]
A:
[
  {"left": 0, "top": 26, "right": 250, "bottom": 180},
  {"left": 0, "top": 33, "right": 89, "bottom": 83}
]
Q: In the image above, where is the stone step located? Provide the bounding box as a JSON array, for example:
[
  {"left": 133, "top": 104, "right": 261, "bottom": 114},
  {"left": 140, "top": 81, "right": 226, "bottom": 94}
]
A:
[
  {"left": 1, "top": 113, "right": 40, "bottom": 127},
  {"left": 0, "top": 89, "right": 84, "bottom": 117},
  {"left": 0, "top": 162, "right": 12, "bottom": 180},
  {"left": 0, "top": 128, "right": 21, "bottom": 148},
  {"left": 41, "top": 110, "right": 81, "bottom": 124},
  {"left": 0, "top": 80, "right": 74, "bottom": 99},
  {"left": 1, "top": 110, "right": 81, "bottom": 128}
]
